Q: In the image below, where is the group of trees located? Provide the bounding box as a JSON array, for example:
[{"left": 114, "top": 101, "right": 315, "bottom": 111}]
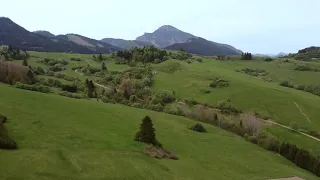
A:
[
  {"left": 0, "top": 114, "right": 17, "bottom": 149},
  {"left": 280, "top": 142, "right": 320, "bottom": 176},
  {"left": 0, "top": 45, "right": 29, "bottom": 61},
  {"left": 115, "top": 46, "right": 168, "bottom": 64},
  {"left": 241, "top": 52, "right": 253, "bottom": 60},
  {"left": 85, "top": 79, "right": 97, "bottom": 98},
  {"left": 280, "top": 81, "right": 320, "bottom": 97}
]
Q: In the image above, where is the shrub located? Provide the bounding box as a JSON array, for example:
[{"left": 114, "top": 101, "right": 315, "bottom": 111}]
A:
[
  {"left": 0, "top": 138, "right": 17, "bottom": 149},
  {"left": 0, "top": 114, "right": 7, "bottom": 123},
  {"left": 49, "top": 64, "right": 65, "bottom": 72},
  {"left": 15, "top": 83, "right": 51, "bottom": 93},
  {"left": 238, "top": 68, "right": 268, "bottom": 77},
  {"left": 248, "top": 135, "right": 258, "bottom": 144},
  {"left": 190, "top": 123, "right": 207, "bottom": 132},
  {"left": 155, "top": 90, "right": 175, "bottom": 104},
  {"left": 61, "top": 84, "right": 77, "bottom": 93},
  {"left": 58, "top": 91, "right": 84, "bottom": 99},
  {"left": 135, "top": 116, "right": 162, "bottom": 147},
  {"left": 216, "top": 100, "right": 240, "bottom": 114},
  {"left": 294, "top": 65, "right": 318, "bottom": 72},
  {"left": 210, "top": 78, "right": 229, "bottom": 88},
  {"left": 32, "top": 66, "right": 45, "bottom": 75},
  {"left": 70, "top": 57, "right": 81, "bottom": 61},
  {"left": 184, "top": 98, "right": 198, "bottom": 106},
  {"left": 264, "top": 57, "right": 273, "bottom": 62},
  {"left": 280, "top": 81, "right": 294, "bottom": 88},
  {"left": 148, "top": 103, "right": 164, "bottom": 112}
]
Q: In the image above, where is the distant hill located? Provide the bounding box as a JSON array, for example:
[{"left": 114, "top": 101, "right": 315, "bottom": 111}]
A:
[
  {"left": 56, "top": 34, "right": 121, "bottom": 53},
  {"left": 101, "top": 38, "right": 152, "bottom": 49},
  {"left": 165, "top": 37, "right": 242, "bottom": 56},
  {"left": 136, "top": 25, "right": 196, "bottom": 48},
  {"left": 33, "top": 30, "right": 55, "bottom": 38},
  {"left": 0, "top": 17, "right": 119, "bottom": 54},
  {"left": 293, "top": 46, "right": 320, "bottom": 60}
]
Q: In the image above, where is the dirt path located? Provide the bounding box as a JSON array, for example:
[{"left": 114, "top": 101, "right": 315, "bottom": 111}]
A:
[
  {"left": 74, "top": 69, "right": 111, "bottom": 90},
  {"left": 293, "top": 101, "right": 320, "bottom": 132},
  {"left": 265, "top": 120, "right": 320, "bottom": 142},
  {"left": 269, "top": 177, "right": 304, "bottom": 180}
]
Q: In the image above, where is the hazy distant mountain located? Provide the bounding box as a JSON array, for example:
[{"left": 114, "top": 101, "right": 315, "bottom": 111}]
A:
[
  {"left": 136, "top": 25, "right": 196, "bottom": 48},
  {"left": 165, "top": 37, "right": 242, "bottom": 56},
  {"left": 254, "top": 52, "right": 288, "bottom": 58},
  {"left": 56, "top": 34, "right": 121, "bottom": 53},
  {"left": 33, "top": 30, "right": 55, "bottom": 38},
  {"left": 101, "top": 38, "right": 152, "bottom": 49},
  {"left": 0, "top": 17, "right": 119, "bottom": 54}
]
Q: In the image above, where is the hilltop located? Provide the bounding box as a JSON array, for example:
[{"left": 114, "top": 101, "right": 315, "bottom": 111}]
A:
[
  {"left": 0, "top": 17, "right": 120, "bottom": 54},
  {"left": 165, "top": 37, "right": 242, "bottom": 56}
]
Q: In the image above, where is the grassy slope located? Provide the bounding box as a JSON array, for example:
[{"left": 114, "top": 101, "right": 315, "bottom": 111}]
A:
[
  {"left": 0, "top": 84, "right": 317, "bottom": 180},
  {"left": 152, "top": 59, "right": 320, "bottom": 132}
]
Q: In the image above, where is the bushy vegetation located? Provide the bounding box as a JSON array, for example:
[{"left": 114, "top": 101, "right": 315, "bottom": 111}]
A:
[
  {"left": 55, "top": 73, "right": 77, "bottom": 82},
  {"left": 237, "top": 68, "right": 268, "bottom": 77},
  {"left": 216, "top": 100, "right": 241, "bottom": 114},
  {"left": 81, "top": 65, "right": 101, "bottom": 75},
  {"left": 48, "top": 64, "right": 65, "bottom": 72},
  {"left": 0, "top": 45, "right": 29, "bottom": 60},
  {"left": 169, "top": 49, "right": 192, "bottom": 61},
  {"left": 70, "top": 57, "right": 81, "bottom": 61},
  {"left": 209, "top": 78, "right": 229, "bottom": 88},
  {"left": 294, "top": 65, "right": 319, "bottom": 72},
  {"left": 58, "top": 91, "right": 85, "bottom": 99},
  {"left": 0, "top": 115, "right": 17, "bottom": 149},
  {"left": 115, "top": 46, "right": 168, "bottom": 64},
  {"left": 264, "top": 57, "right": 273, "bottom": 62},
  {"left": 61, "top": 84, "right": 77, "bottom": 93},
  {"left": 31, "top": 66, "right": 45, "bottom": 75},
  {"left": 190, "top": 123, "right": 207, "bottom": 132},
  {"left": 135, "top": 116, "right": 162, "bottom": 147},
  {"left": 38, "top": 58, "right": 68, "bottom": 66},
  {"left": 280, "top": 81, "right": 320, "bottom": 96},
  {"left": 15, "top": 82, "right": 51, "bottom": 93},
  {"left": 38, "top": 78, "right": 63, "bottom": 88}
]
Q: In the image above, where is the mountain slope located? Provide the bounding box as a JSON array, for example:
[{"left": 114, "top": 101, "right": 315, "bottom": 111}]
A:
[
  {"left": 0, "top": 17, "right": 119, "bottom": 54},
  {"left": 0, "top": 83, "right": 317, "bottom": 180},
  {"left": 165, "top": 37, "right": 242, "bottom": 56},
  {"left": 136, "top": 25, "right": 196, "bottom": 48},
  {"left": 56, "top": 34, "right": 121, "bottom": 53},
  {"left": 33, "top": 30, "right": 55, "bottom": 38},
  {"left": 101, "top": 38, "right": 152, "bottom": 49}
]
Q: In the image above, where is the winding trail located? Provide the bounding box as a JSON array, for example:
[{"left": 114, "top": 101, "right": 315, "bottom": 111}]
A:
[
  {"left": 264, "top": 120, "right": 320, "bottom": 142},
  {"left": 74, "top": 69, "right": 111, "bottom": 90},
  {"left": 293, "top": 101, "right": 320, "bottom": 132}
]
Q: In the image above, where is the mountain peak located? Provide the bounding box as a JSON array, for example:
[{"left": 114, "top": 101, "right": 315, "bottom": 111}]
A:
[
  {"left": 157, "top": 25, "right": 179, "bottom": 32},
  {"left": 33, "top": 30, "right": 55, "bottom": 38}
]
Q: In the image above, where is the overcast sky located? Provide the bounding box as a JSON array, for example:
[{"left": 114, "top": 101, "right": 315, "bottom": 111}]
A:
[{"left": 1, "top": 0, "right": 319, "bottom": 54}]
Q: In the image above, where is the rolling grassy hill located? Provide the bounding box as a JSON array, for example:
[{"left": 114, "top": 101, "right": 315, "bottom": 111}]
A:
[
  {"left": 152, "top": 59, "right": 320, "bottom": 132},
  {"left": 0, "top": 83, "right": 318, "bottom": 180}
]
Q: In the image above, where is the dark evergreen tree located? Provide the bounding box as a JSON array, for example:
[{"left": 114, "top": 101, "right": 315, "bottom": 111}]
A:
[
  {"left": 98, "top": 53, "right": 103, "bottom": 61},
  {"left": 22, "top": 59, "right": 28, "bottom": 66},
  {"left": 101, "top": 62, "right": 107, "bottom": 71},
  {"left": 135, "top": 116, "right": 161, "bottom": 147}
]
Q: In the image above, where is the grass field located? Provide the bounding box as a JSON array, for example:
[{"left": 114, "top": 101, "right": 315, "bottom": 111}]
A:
[
  {"left": 152, "top": 59, "right": 320, "bottom": 132},
  {"left": 0, "top": 84, "right": 318, "bottom": 180}
]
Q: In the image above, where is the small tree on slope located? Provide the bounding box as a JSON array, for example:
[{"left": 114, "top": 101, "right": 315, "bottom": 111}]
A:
[{"left": 135, "top": 116, "right": 162, "bottom": 147}]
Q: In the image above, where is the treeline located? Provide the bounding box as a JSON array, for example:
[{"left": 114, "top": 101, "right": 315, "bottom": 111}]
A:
[
  {"left": 0, "top": 45, "right": 29, "bottom": 60},
  {"left": 0, "top": 114, "right": 17, "bottom": 149},
  {"left": 280, "top": 81, "right": 320, "bottom": 96},
  {"left": 114, "top": 46, "right": 168, "bottom": 64},
  {"left": 241, "top": 52, "right": 253, "bottom": 60}
]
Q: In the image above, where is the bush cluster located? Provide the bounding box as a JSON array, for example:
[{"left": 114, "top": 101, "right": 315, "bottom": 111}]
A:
[
  {"left": 115, "top": 46, "right": 168, "bottom": 64},
  {"left": 190, "top": 123, "right": 207, "bottom": 132},
  {"left": 294, "top": 65, "right": 319, "bottom": 72},
  {"left": 280, "top": 81, "right": 320, "bottom": 96},
  {"left": 170, "top": 49, "right": 192, "bottom": 61},
  {"left": 55, "top": 73, "right": 77, "bottom": 82},
  {"left": 237, "top": 68, "right": 268, "bottom": 77},
  {"left": 38, "top": 58, "right": 68, "bottom": 66},
  {"left": 0, "top": 116, "right": 17, "bottom": 150},
  {"left": 209, "top": 78, "right": 229, "bottom": 88},
  {"left": 58, "top": 91, "right": 85, "bottom": 99},
  {"left": 70, "top": 57, "right": 81, "bottom": 61},
  {"left": 15, "top": 82, "right": 51, "bottom": 93}
]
